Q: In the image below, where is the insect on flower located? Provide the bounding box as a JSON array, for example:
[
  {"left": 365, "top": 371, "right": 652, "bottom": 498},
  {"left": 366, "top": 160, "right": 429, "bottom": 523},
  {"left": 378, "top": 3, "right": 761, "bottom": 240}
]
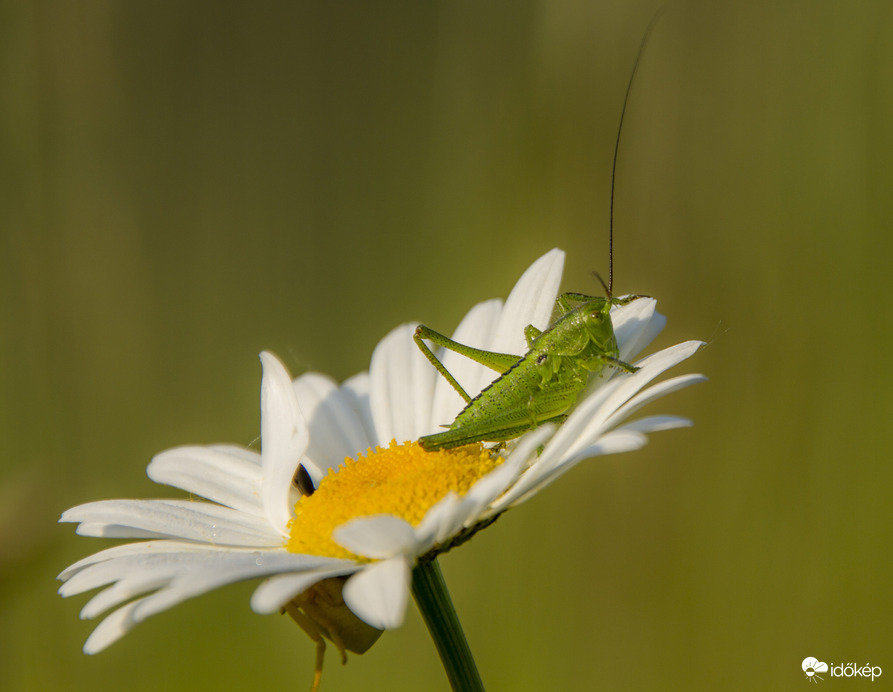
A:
[
  {"left": 414, "top": 287, "right": 645, "bottom": 451},
  {"left": 414, "top": 13, "right": 665, "bottom": 455}
]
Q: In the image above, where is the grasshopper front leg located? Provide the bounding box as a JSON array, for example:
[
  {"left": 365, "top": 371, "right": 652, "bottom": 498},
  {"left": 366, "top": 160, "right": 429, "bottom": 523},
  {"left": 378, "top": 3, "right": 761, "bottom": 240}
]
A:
[
  {"left": 604, "top": 355, "right": 639, "bottom": 374},
  {"left": 413, "top": 325, "right": 520, "bottom": 403}
]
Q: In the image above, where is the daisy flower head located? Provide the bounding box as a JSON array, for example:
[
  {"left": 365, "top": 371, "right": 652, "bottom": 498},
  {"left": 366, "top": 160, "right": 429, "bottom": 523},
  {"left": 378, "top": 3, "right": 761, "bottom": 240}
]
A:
[{"left": 58, "top": 248, "right": 705, "bottom": 690}]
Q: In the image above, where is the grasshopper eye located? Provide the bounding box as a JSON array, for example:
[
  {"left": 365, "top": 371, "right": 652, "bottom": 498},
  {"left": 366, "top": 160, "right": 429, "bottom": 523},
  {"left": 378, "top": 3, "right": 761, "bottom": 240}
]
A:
[{"left": 589, "top": 311, "right": 601, "bottom": 320}]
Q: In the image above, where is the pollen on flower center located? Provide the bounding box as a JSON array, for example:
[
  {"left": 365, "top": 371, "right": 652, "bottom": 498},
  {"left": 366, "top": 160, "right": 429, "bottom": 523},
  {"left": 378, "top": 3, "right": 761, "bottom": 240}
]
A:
[{"left": 286, "top": 440, "right": 503, "bottom": 560}]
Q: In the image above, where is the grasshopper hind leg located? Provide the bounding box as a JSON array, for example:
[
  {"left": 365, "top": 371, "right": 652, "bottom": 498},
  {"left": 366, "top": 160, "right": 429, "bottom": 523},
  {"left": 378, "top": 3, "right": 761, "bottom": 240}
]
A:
[
  {"left": 418, "top": 414, "right": 568, "bottom": 452},
  {"left": 413, "top": 325, "right": 521, "bottom": 403}
]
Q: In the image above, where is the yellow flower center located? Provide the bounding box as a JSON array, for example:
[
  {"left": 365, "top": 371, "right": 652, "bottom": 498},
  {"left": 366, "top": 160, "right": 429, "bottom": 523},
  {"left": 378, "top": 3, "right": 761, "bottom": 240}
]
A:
[{"left": 286, "top": 440, "right": 503, "bottom": 560}]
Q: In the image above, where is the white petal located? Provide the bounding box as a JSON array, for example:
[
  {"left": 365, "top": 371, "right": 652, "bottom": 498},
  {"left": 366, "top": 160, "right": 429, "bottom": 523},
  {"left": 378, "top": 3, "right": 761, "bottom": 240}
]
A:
[
  {"left": 250, "top": 565, "right": 359, "bottom": 614},
  {"left": 60, "top": 499, "right": 282, "bottom": 546},
  {"left": 59, "top": 541, "right": 220, "bottom": 590},
  {"left": 574, "top": 428, "right": 649, "bottom": 456},
  {"left": 369, "top": 324, "right": 436, "bottom": 444},
  {"left": 342, "top": 557, "right": 410, "bottom": 629},
  {"left": 341, "top": 372, "right": 376, "bottom": 450},
  {"left": 485, "top": 425, "right": 557, "bottom": 515},
  {"left": 560, "top": 429, "right": 649, "bottom": 473},
  {"left": 634, "top": 340, "right": 705, "bottom": 375},
  {"left": 75, "top": 550, "right": 331, "bottom": 656},
  {"left": 431, "top": 495, "right": 489, "bottom": 547},
  {"left": 549, "top": 341, "right": 704, "bottom": 465},
  {"left": 79, "top": 570, "right": 169, "bottom": 619},
  {"left": 293, "top": 372, "right": 374, "bottom": 480},
  {"left": 58, "top": 540, "right": 223, "bottom": 583},
  {"left": 502, "top": 424, "right": 557, "bottom": 475},
  {"left": 69, "top": 546, "right": 350, "bottom": 630},
  {"left": 130, "top": 551, "right": 345, "bottom": 622},
  {"left": 260, "top": 352, "right": 309, "bottom": 536},
  {"left": 83, "top": 598, "right": 144, "bottom": 654},
  {"left": 577, "top": 344, "right": 703, "bottom": 447},
  {"left": 413, "top": 493, "right": 462, "bottom": 552},
  {"left": 611, "top": 297, "right": 665, "bottom": 362},
  {"left": 489, "top": 248, "right": 564, "bottom": 356},
  {"left": 60, "top": 546, "right": 326, "bottom": 599},
  {"left": 617, "top": 415, "right": 693, "bottom": 434},
  {"left": 333, "top": 515, "right": 417, "bottom": 559},
  {"left": 71, "top": 524, "right": 170, "bottom": 540},
  {"left": 62, "top": 545, "right": 346, "bottom": 618},
  {"left": 533, "top": 378, "right": 626, "bottom": 473},
  {"left": 606, "top": 374, "right": 707, "bottom": 430},
  {"left": 506, "top": 429, "right": 650, "bottom": 507},
  {"left": 146, "top": 445, "right": 264, "bottom": 516},
  {"left": 432, "top": 494, "right": 470, "bottom": 547}
]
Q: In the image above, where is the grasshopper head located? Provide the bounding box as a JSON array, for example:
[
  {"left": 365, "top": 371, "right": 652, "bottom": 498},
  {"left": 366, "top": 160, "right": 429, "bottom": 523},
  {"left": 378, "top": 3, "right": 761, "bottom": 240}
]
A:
[{"left": 581, "top": 299, "right": 619, "bottom": 361}]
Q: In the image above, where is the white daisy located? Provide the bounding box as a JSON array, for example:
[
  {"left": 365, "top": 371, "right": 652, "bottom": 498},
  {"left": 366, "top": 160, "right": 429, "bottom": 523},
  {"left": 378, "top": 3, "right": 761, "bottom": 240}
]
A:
[{"left": 59, "top": 248, "right": 704, "bottom": 685}]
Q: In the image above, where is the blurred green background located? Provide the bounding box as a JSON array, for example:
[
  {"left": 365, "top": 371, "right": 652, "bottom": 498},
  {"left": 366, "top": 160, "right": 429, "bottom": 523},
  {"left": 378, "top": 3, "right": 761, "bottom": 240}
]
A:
[{"left": 3, "top": 1, "right": 892, "bottom": 690}]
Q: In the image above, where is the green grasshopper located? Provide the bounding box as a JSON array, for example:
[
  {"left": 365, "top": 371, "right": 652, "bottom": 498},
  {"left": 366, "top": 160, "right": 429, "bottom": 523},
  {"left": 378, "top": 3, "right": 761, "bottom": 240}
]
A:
[
  {"left": 414, "top": 289, "right": 644, "bottom": 451},
  {"left": 414, "top": 14, "right": 663, "bottom": 452}
]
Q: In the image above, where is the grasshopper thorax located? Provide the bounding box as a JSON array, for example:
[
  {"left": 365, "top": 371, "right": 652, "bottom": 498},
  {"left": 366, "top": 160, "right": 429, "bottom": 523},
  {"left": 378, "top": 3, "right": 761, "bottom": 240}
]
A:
[{"left": 538, "top": 296, "right": 620, "bottom": 369}]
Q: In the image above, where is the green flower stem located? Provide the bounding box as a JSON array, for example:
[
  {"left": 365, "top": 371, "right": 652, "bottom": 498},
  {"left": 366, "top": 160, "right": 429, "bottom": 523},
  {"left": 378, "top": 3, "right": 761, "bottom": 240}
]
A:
[{"left": 411, "top": 557, "right": 485, "bottom": 692}]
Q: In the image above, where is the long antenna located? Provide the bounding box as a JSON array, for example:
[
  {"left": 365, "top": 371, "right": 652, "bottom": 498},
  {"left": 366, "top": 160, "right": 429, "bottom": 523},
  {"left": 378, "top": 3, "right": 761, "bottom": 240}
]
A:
[{"left": 608, "top": 10, "right": 665, "bottom": 294}]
